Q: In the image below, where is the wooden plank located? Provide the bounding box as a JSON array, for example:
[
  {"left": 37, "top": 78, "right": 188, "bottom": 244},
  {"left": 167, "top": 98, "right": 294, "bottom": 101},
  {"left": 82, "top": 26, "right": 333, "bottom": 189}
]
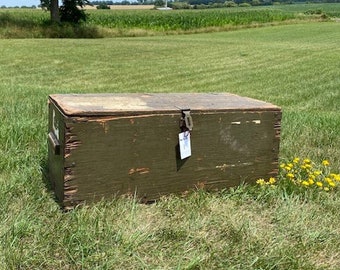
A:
[
  {"left": 60, "top": 110, "right": 281, "bottom": 206},
  {"left": 49, "top": 93, "right": 280, "bottom": 116}
]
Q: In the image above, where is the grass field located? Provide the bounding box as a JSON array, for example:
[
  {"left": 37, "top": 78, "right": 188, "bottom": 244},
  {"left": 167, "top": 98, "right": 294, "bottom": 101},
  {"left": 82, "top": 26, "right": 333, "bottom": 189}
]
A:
[{"left": 0, "top": 11, "right": 340, "bottom": 270}]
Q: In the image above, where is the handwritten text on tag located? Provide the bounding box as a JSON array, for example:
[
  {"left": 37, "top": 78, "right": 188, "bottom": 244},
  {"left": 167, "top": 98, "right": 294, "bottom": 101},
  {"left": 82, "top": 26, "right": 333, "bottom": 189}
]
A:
[{"left": 178, "top": 131, "right": 191, "bottom": 160}]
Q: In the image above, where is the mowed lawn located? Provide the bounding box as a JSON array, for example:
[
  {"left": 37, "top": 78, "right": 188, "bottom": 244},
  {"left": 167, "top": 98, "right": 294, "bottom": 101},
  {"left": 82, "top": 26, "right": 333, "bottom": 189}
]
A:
[{"left": 0, "top": 22, "right": 339, "bottom": 269}]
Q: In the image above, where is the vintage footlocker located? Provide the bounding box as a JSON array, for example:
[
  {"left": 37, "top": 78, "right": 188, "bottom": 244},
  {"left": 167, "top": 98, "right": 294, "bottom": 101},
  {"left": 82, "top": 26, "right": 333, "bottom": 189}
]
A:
[{"left": 48, "top": 93, "right": 281, "bottom": 208}]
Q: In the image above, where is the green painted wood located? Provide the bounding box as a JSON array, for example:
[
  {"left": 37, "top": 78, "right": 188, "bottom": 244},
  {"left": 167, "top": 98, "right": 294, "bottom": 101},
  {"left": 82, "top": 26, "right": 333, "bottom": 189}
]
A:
[
  {"left": 48, "top": 102, "right": 66, "bottom": 204},
  {"left": 48, "top": 94, "right": 281, "bottom": 208}
]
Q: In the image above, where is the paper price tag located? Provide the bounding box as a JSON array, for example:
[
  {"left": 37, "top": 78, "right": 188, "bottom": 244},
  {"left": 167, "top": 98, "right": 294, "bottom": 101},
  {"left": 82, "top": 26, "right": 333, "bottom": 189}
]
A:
[{"left": 179, "top": 131, "right": 191, "bottom": 160}]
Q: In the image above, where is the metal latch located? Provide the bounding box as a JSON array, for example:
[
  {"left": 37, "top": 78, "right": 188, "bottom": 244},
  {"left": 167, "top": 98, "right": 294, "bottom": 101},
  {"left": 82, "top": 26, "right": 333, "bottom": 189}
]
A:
[{"left": 180, "top": 109, "right": 193, "bottom": 131}]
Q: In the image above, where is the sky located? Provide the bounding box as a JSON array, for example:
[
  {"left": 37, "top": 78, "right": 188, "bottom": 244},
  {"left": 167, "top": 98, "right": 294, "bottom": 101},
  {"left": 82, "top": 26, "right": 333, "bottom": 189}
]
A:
[{"left": 1, "top": 1, "right": 42, "bottom": 6}]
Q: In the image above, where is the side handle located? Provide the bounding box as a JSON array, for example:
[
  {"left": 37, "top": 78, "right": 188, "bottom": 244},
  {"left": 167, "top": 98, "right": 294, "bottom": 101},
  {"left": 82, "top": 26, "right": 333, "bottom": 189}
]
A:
[{"left": 48, "top": 131, "right": 60, "bottom": 155}]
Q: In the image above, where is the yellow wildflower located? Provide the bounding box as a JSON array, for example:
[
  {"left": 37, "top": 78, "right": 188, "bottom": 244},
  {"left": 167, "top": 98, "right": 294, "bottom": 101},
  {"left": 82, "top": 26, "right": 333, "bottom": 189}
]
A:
[
  {"left": 308, "top": 178, "right": 315, "bottom": 185},
  {"left": 328, "top": 181, "right": 336, "bottom": 188},
  {"left": 293, "top": 157, "right": 300, "bottom": 164},
  {"left": 334, "top": 174, "right": 340, "bottom": 182},
  {"left": 287, "top": 173, "right": 295, "bottom": 179},
  {"left": 285, "top": 166, "right": 292, "bottom": 171},
  {"left": 302, "top": 181, "right": 309, "bottom": 186},
  {"left": 314, "top": 170, "right": 322, "bottom": 176},
  {"left": 324, "top": 187, "right": 330, "bottom": 192},
  {"left": 304, "top": 164, "right": 312, "bottom": 169},
  {"left": 303, "top": 158, "right": 311, "bottom": 164},
  {"left": 316, "top": 181, "right": 323, "bottom": 187},
  {"left": 280, "top": 163, "right": 285, "bottom": 168},
  {"left": 287, "top": 163, "right": 294, "bottom": 168},
  {"left": 309, "top": 174, "right": 315, "bottom": 180},
  {"left": 256, "top": 179, "right": 266, "bottom": 185},
  {"left": 322, "top": 160, "right": 330, "bottom": 166},
  {"left": 300, "top": 165, "right": 306, "bottom": 170},
  {"left": 269, "top": 177, "right": 276, "bottom": 184}
]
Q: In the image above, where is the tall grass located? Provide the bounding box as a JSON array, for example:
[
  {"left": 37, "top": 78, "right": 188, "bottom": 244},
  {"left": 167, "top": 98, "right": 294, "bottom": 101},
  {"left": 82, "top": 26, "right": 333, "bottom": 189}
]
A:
[
  {"left": 1, "top": 3, "right": 340, "bottom": 38},
  {"left": 0, "top": 21, "right": 339, "bottom": 269},
  {"left": 0, "top": 10, "right": 102, "bottom": 38}
]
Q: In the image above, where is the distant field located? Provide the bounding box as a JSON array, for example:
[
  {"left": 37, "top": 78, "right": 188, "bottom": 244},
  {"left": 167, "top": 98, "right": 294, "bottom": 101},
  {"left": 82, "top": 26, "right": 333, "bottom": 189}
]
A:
[
  {"left": 1, "top": 3, "right": 340, "bottom": 38},
  {"left": 82, "top": 4, "right": 154, "bottom": 10}
]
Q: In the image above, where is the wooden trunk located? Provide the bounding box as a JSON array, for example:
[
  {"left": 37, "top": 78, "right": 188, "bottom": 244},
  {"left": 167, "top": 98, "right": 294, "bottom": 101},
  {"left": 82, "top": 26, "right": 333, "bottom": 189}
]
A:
[{"left": 48, "top": 93, "right": 281, "bottom": 208}]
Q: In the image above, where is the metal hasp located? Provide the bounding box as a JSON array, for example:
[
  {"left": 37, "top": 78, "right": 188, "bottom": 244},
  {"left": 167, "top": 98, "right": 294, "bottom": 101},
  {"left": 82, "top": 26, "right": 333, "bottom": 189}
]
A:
[{"left": 181, "top": 109, "right": 193, "bottom": 131}]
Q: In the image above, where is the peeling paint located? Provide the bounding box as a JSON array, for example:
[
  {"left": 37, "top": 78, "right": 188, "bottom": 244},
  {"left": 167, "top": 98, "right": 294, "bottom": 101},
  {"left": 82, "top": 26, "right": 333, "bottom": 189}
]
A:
[
  {"left": 196, "top": 181, "right": 207, "bottom": 189},
  {"left": 99, "top": 121, "right": 109, "bottom": 134},
  {"left": 86, "top": 113, "right": 177, "bottom": 123},
  {"left": 216, "top": 162, "right": 254, "bottom": 171},
  {"left": 65, "top": 129, "right": 81, "bottom": 157},
  {"left": 64, "top": 140, "right": 81, "bottom": 159},
  {"left": 216, "top": 164, "right": 230, "bottom": 171},
  {"left": 64, "top": 187, "right": 78, "bottom": 195},
  {"left": 274, "top": 121, "right": 281, "bottom": 138},
  {"left": 219, "top": 126, "right": 249, "bottom": 153},
  {"left": 128, "top": 167, "right": 150, "bottom": 175},
  {"left": 252, "top": 120, "right": 261, "bottom": 124},
  {"left": 64, "top": 174, "right": 75, "bottom": 183},
  {"left": 63, "top": 124, "right": 82, "bottom": 205}
]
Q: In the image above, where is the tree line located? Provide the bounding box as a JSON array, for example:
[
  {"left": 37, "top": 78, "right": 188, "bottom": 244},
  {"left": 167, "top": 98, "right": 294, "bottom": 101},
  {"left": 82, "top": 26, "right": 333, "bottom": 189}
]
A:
[
  {"left": 6, "top": 0, "right": 337, "bottom": 24},
  {"left": 90, "top": 0, "right": 340, "bottom": 5}
]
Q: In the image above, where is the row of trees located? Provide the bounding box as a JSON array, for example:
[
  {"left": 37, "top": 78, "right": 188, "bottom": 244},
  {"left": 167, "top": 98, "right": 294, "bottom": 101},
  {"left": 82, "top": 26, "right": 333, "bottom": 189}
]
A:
[
  {"left": 92, "top": 1, "right": 144, "bottom": 6},
  {"left": 90, "top": 1, "right": 154, "bottom": 4},
  {"left": 39, "top": 0, "right": 340, "bottom": 23},
  {"left": 0, "top": 6, "right": 39, "bottom": 8},
  {"left": 165, "top": 0, "right": 339, "bottom": 5},
  {"left": 91, "top": 0, "right": 340, "bottom": 4}
]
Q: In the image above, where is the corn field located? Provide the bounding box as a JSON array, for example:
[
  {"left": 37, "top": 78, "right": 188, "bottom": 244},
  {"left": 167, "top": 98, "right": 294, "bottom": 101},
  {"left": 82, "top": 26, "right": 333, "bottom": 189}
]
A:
[
  {"left": 0, "top": 3, "right": 338, "bottom": 38},
  {"left": 86, "top": 9, "right": 296, "bottom": 30}
]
